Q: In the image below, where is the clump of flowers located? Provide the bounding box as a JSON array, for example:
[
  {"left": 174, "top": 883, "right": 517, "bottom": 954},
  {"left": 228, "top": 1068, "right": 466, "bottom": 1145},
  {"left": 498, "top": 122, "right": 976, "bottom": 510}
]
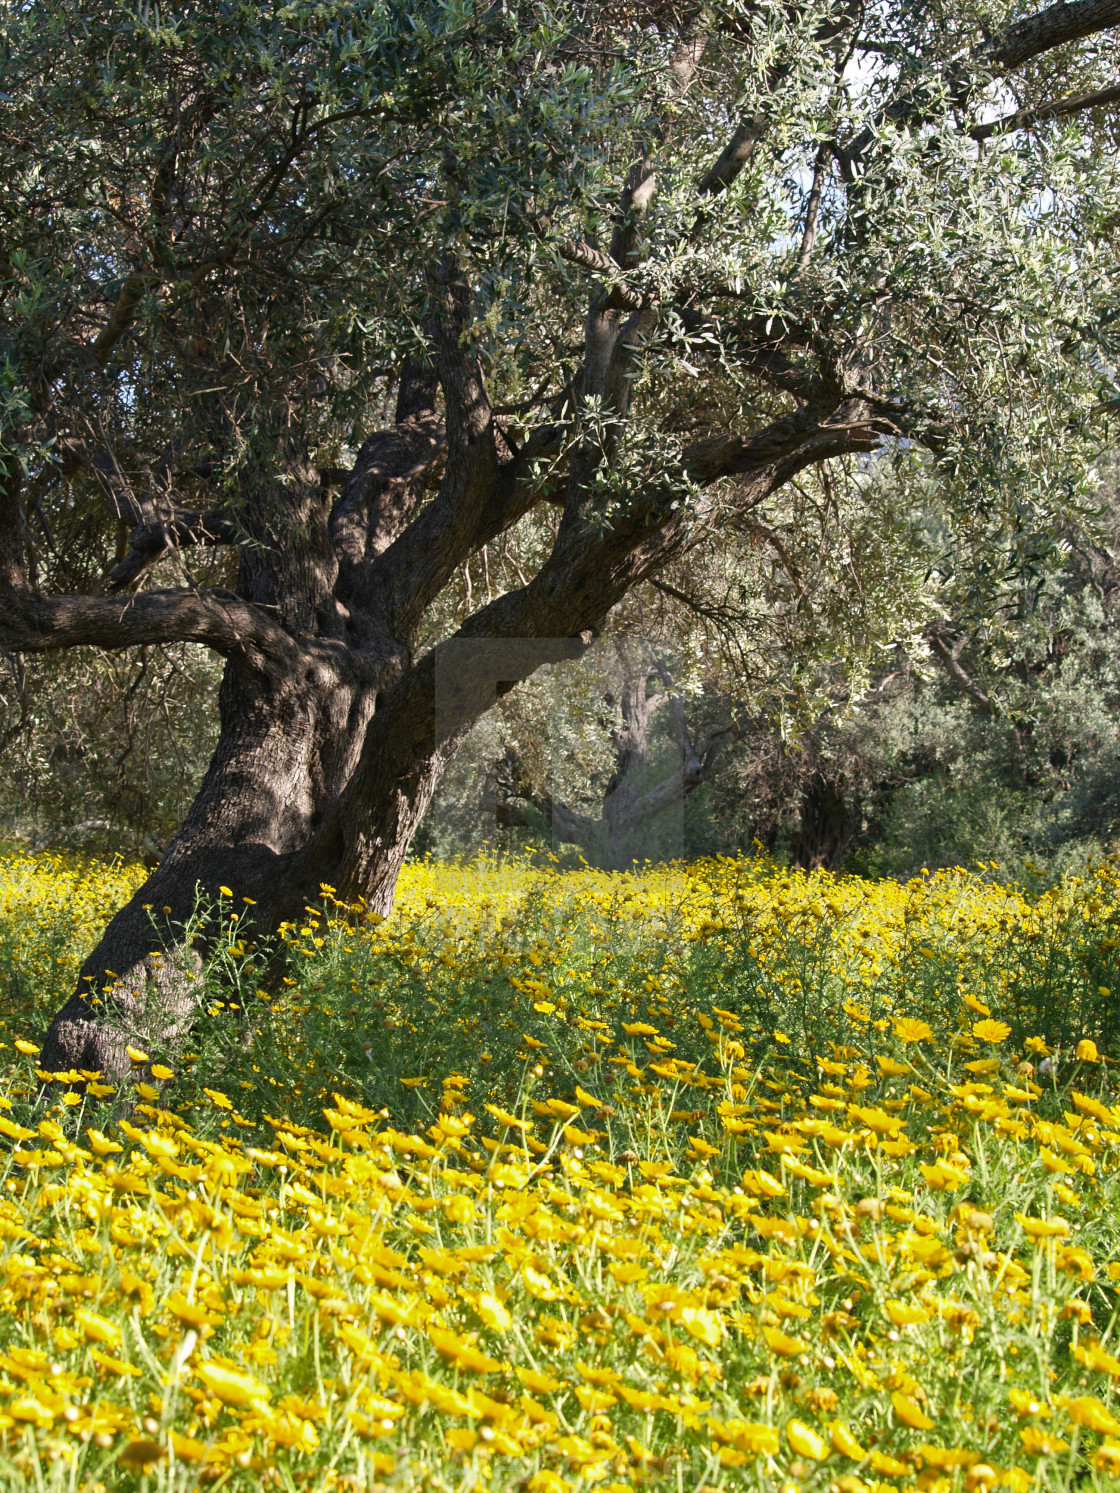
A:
[{"left": 0, "top": 849, "right": 1117, "bottom": 1489}]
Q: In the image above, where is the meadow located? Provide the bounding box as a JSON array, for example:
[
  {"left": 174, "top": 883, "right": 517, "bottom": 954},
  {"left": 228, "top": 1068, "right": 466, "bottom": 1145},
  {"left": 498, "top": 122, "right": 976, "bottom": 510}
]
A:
[{"left": 1, "top": 849, "right": 1120, "bottom": 1491}]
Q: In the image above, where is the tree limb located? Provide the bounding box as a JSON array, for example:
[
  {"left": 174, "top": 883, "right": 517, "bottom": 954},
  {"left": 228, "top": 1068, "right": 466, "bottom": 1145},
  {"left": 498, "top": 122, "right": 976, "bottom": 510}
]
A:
[
  {"left": 352, "top": 359, "right": 574, "bottom": 637},
  {"left": 843, "top": 0, "right": 1120, "bottom": 173},
  {"left": 106, "top": 508, "right": 243, "bottom": 592},
  {"left": 985, "top": 0, "right": 1120, "bottom": 73},
  {"left": 349, "top": 268, "right": 502, "bottom": 638},
  {"left": 558, "top": 240, "right": 643, "bottom": 310},
  {"left": 697, "top": 0, "right": 861, "bottom": 199},
  {"left": 926, "top": 627, "right": 997, "bottom": 716},
  {"left": 501, "top": 780, "right": 602, "bottom": 847},
  {"left": 330, "top": 361, "right": 446, "bottom": 576},
  {"left": 682, "top": 398, "right": 886, "bottom": 485},
  {"left": 793, "top": 145, "right": 828, "bottom": 275},
  {"left": 698, "top": 114, "right": 770, "bottom": 196},
  {"left": 970, "top": 80, "right": 1120, "bottom": 140},
  {"left": 84, "top": 273, "right": 162, "bottom": 371},
  {"left": 0, "top": 585, "right": 304, "bottom": 673}
]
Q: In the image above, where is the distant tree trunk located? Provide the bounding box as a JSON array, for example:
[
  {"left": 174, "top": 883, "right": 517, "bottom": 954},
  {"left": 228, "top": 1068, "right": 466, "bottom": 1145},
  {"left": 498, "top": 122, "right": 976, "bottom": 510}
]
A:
[
  {"left": 789, "top": 775, "right": 851, "bottom": 871},
  {"left": 496, "top": 644, "right": 738, "bottom": 871}
]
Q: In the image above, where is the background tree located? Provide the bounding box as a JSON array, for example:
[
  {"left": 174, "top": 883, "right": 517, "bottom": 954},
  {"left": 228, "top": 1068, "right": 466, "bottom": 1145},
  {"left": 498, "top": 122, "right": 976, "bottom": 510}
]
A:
[
  {"left": 0, "top": 645, "right": 220, "bottom": 860},
  {"left": 0, "top": 0, "right": 1118, "bottom": 1078},
  {"left": 486, "top": 637, "right": 742, "bottom": 870},
  {"left": 474, "top": 449, "right": 933, "bottom": 869},
  {"left": 425, "top": 455, "right": 1120, "bottom": 875}
]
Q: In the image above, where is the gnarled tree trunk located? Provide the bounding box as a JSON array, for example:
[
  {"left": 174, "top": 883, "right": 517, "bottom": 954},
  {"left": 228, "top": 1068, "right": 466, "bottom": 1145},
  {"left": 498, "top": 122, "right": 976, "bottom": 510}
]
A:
[{"left": 30, "top": 342, "right": 606, "bottom": 1079}]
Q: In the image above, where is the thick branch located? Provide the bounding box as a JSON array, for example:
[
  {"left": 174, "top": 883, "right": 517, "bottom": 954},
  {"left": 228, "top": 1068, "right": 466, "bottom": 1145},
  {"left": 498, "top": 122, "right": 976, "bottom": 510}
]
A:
[
  {"left": 682, "top": 397, "right": 885, "bottom": 485},
  {"left": 660, "top": 689, "right": 740, "bottom": 792},
  {"left": 985, "top": 0, "right": 1120, "bottom": 72},
  {"left": 558, "top": 241, "right": 643, "bottom": 310},
  {"left": 793, "top": 145, "right": 828, "bottom": 275},
  {"left": 610, "top": 25, "right": 706, "bottom": 269},
  {"left": 502, "top": 783, "right": 602, "bottom": 847},
  {"left": 351, "top": 339, "right": 583, "bottom": 640},
  {"left": 106, "top": 508, "right": 243, "bottom": 591},
  {"left": 565, "top": 23, "right": 708, "bottom": 506},
  {"left": 840, "top": 0, "right": 1120, "bottom": 178},
  {"left": 697, "top": 1, "right": 861, "bottom": 199},
  {"left": 353, "top": 264, "right": 499, "bottom": 637},
  {"left": 332, "top": 417, "right": 445, "bottom": 565},
  {"left": 0, "top": 585, "right": 302, "bottom": 674},
  {"left": 613, "top": 761, "right": 702, "bottom": 825},
  {"left": 84, "top": 273, "right": 161, "bottom": 371},
  {"left": 331, "top": 394, "right": 445, "bottom": 570},
  {"left": 698, "top": 115, "right": 768, "bottom": 196},
  {"left": 327, "top": 360, "right": 447, "bottom": 637}
]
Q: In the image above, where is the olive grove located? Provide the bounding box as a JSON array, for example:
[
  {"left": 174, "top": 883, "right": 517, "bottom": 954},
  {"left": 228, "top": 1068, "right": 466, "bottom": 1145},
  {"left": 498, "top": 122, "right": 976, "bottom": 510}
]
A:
[{"left": 0, "top": 0, "right": 1118, "bottom": 1076}]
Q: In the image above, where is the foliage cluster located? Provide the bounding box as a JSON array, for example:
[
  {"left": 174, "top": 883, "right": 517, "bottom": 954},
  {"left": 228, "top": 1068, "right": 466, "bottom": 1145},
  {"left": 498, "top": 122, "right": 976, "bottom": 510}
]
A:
[
  {"left": 0, "top": 647, "right": 221, "bottom": 859},
  {"left": 416, "top": 463, "right": 1120, "bottom": 880}
]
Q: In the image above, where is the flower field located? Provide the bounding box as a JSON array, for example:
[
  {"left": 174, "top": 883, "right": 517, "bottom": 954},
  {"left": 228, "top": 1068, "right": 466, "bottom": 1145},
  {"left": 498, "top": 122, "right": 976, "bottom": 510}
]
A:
[{"left": 2, "top": 852, "right": 1120, "bottom": 1490}]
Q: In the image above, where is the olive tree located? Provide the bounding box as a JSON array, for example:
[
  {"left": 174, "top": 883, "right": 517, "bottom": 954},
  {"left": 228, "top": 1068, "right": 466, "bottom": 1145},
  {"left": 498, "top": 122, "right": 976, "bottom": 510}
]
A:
[{"left": 1, "top": 0, "right": 1117, "bottom": 1077}]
